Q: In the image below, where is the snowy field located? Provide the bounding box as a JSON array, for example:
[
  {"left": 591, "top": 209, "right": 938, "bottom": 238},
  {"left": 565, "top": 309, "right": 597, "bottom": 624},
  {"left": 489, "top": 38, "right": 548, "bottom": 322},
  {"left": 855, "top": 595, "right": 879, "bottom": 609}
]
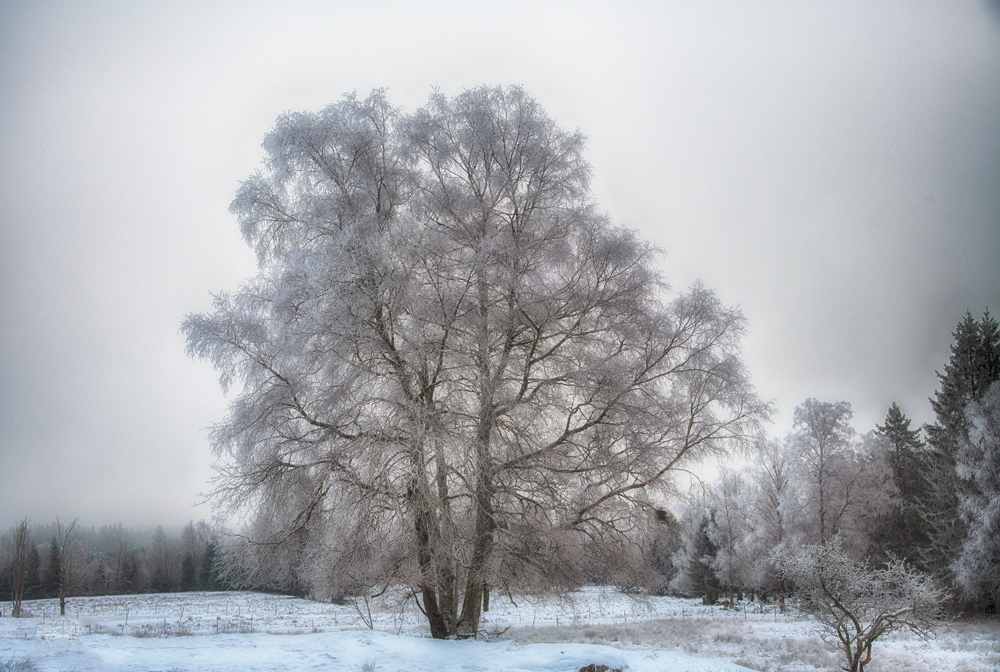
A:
[{"left": 0, "top": 588, "right": 996, "bottom": 672}]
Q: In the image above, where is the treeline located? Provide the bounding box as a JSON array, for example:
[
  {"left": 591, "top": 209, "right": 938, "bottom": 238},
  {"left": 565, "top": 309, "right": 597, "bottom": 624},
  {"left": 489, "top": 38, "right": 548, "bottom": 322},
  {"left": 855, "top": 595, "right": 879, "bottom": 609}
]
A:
[
  {"left": 666, "top": 310, "right": 1000, "bottom": 613},
  {"left": 0, "top": 519, "right": 229, "bottom": 615}
]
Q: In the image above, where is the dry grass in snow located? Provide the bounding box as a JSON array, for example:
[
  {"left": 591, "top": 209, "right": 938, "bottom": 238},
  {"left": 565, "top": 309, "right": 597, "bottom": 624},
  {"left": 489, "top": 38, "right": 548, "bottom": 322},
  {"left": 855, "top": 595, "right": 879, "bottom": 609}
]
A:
[{"left": 0, "top": 588, "right": 996, "bottom": 672}]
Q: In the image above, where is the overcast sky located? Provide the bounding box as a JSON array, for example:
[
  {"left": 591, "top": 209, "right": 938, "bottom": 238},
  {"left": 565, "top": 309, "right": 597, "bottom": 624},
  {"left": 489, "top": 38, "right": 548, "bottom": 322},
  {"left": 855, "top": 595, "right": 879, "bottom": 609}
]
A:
[{"left": 1, "top": 1, "right": 998, "bottom": 530}]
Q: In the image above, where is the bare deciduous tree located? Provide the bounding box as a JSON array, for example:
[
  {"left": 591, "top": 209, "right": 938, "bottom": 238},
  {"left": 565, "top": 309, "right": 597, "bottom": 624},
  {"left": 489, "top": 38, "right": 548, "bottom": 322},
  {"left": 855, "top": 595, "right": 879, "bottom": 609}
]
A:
[
  {"left": 54, "top": 518, "right": 80, "bottom": 616},
  {"left": 708, "top": 469, "right": 754, "bottom": 602},
  {"left": 184, "top": 86, "right": 766, "bottom": 638},
  {"left": 786, "top": 400, "right": 895, "bottom": 554},
  {"left": 783, "top": 539, "right": 944, "bottom": 672},
  {"left": 789, "top": 400, "right": 858, "bottom": 545},
  {"left": 4, "top": 518, "right": 31, "bottom": 617}
]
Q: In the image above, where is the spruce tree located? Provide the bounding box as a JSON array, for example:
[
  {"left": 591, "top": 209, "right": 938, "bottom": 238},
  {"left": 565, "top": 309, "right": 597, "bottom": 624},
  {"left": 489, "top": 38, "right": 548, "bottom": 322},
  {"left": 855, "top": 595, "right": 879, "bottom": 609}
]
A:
[
  {"left": 880, "top": 403, "right": 924, "bottom": 473},
  {"left": 976, "top": 311, "right": 1000, "bottom": 388},
  {"left": 923, "top": 311, "right": 1000, "bottom": 584},
  {"left": 870, "top": 403, "right": 930, "bottom": 565},
  {"left": 199, "top": 541, "right": 217, "bottom": 591},
  {"left": 928, "top": 312, "right": 994, "bottom": 453},
  {"left": 180, "top": 553, "right": 197, "bottom": 592},
  {"left": 24, "top": 543, "right": 40, "bottom": 600},
  {"left": 45, "top": 537, "right": 61, "bottom": 598},
  {"left": 954, "top": 381, "right": 1000, "bottom": 611},
  {"left": 687, "top": 514, "right": 722, "bottom": 605}
]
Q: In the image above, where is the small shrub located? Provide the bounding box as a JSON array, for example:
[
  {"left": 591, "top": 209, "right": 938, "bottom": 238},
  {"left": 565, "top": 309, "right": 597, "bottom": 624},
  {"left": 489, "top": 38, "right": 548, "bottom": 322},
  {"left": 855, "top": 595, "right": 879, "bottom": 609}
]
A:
[
  {"left": 130, "top": 625, "right": 160, "bottom": 638},
  {"left": 91, "top": 624, "right": 123, "bottom": 636},
  {"left": 783, "top": 540, "right": 945, "bottom": 672},
  {"left": 712, "top": 631, "right": 744, "bottom": 644}
]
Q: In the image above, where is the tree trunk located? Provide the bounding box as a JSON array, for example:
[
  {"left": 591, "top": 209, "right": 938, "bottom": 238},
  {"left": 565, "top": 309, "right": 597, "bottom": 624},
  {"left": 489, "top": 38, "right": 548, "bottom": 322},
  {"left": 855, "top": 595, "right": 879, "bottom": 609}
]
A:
[
  {"left": 9, "top": 520, "right": 29, "bottom": 618},
  {"left": 411, "top": 461, "right": 452, "bottom": 639},
  {"left": 456, "top": 491, "right": 495, "bottom": 637},
  {"left": 456, "top": 398, "right": 497, "bottom": 638},
  {"left": 433, "top": 446, "right": 459, "bottom": 632},
  {"left": 414, "top": 507, "right": 449, "bottom": 639}
]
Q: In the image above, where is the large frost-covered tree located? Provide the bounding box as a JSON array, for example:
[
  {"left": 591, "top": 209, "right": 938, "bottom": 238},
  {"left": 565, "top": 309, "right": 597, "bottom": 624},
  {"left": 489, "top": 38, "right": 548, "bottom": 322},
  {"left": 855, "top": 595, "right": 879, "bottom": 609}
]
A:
[
  {"left": 953, "top": 380, "right": 1000, "bottom": 610},
  {"left": 923, "top": 311, "right": 1000, "bottom": 581},
  {"left": 728, "top": 438, "right": 795, "bottom": 598},
  {"left": 184, "top": 87, "right": 766, "bottom": 638}
]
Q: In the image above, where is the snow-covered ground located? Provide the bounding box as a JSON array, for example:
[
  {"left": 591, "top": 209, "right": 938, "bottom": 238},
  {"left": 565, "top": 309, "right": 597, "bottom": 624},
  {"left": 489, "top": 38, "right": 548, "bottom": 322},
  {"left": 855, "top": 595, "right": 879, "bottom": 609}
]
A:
[{"left": 0, "top": 588, "right": 996, "bottom": 671}]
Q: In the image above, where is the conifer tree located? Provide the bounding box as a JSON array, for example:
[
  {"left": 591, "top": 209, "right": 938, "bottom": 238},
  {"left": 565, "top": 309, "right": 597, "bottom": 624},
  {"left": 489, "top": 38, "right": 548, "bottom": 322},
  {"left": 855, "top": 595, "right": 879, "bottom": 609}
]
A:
[
  {"left": 923, "top": 311, "right": 1000, "bottom": 584},
  {"left": 45, "top": 537, "right": 61, "bottom": 598},
  {"left": 870, "top": 403, "right": 930, "bottom": 565},
  {"left": 24, "top": 543, "right": 40, "bottom": 600},
  {"left": 954, "top": 381, "right": 1000, "bottom": 610},
  {"left": 671, "top": 512, "right": 722, "bottom": 604},
  {"left": 879, "top": 403, "right": 925, "bottom": 474},
  {"left": 180, "top": 553, "right": 198, "bottom": 592},
  {"left": 691, "top": 515, "right": 722, "bottom": 605},
  {"left": 199, "top": 541, "right": 218, "bottom": 591}
]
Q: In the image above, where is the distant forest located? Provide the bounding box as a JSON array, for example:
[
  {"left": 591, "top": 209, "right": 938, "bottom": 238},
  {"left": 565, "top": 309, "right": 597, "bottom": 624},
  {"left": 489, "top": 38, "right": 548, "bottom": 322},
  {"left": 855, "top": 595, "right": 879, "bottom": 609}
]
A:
[{"left": 0, "top": 520, "right": 229, "bottom": 610}]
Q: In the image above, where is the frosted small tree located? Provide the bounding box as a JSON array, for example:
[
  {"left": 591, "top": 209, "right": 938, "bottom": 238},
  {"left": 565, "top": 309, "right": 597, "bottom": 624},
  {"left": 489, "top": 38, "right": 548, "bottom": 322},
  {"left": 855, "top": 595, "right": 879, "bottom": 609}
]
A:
[
  {"left": 184, "top": 86, "right": 766, "bottom": 638},
  {"left": 53, "top": 518, "right": 80, "bottom": 616},
  {"left": 3, "top": 518, "right": 31, "bottom": 617},
  {"left": 953, "top": 380, "right": 1000, "bottom": 610},
  {"left": 784, "top": 539, "right": 944, "bottom": 672},
  {"left": 669, "top": 494, "right": 722, "bottom": 603}
]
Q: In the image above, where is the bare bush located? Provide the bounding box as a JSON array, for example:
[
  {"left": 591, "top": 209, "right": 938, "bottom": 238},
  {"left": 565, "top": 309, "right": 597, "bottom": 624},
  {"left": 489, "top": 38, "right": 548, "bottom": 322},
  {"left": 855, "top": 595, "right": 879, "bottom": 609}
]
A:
[{"left": 783, "top": 539, "right": 946, "bottom": 672}]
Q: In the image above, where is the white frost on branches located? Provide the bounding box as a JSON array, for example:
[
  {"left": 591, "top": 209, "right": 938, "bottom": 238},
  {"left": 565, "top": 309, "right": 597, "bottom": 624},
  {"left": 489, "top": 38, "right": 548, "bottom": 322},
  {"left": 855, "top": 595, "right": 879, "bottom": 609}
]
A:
[
  {"left": 954, "top": 380, "right": 1000, "bottom": 608},
  {"left": 783, "top": 539, "right": 944, "bottom": 672},
  {"left": 183, "top": 87, "right": 768, "bottom": 638}
]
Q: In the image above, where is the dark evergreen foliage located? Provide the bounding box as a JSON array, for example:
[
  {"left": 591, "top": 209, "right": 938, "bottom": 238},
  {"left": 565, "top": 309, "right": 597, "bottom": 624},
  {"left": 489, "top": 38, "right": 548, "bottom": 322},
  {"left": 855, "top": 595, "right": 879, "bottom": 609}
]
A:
[
  {"left": 869, "top": 403, "right": 931, "bottom": 566},
  {"left": 922, "top": 311, "right": 1000, "bottom": 586},
  {"left": 690, "top": 515, "right": 722, "bottom": 605},
  {"left": 199, "top": 541, "right": 218, "bottom": 591},
  {"left": 24, "top": 544, "right": 40, "bottom": 600},
  {"left": 44, "top": 537, "right": 61, "bottom": 598},
  {"left": 0, "top": 560, "right": 10, "bottom": 604},
  {"left": 180, "top": 553, "right": 198, "bottom": 592},
  {"left": 0, "top": 521, "right": 237, "bottom": 603},
  {"left": 649, "top": 509, "right": 683, "bottom": 594}
]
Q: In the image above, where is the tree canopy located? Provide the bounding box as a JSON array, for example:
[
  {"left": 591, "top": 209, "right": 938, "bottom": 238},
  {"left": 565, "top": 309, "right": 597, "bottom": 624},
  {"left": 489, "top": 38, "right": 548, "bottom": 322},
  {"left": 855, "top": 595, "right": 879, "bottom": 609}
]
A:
[{"left": 183, "top": 86, "right": 766, "bottom": 638}]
